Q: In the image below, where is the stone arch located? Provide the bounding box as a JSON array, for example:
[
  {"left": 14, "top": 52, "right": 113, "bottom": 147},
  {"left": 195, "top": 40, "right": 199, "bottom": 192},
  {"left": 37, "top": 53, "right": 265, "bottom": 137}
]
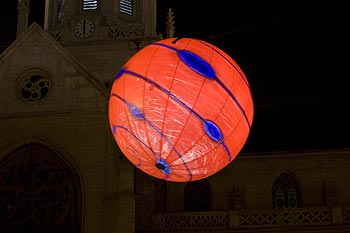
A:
[
  {"left": 0, "top": 140, "right": 83, "bottom": 233},
  {"left": 272, "top": 171, "right": 301, "bottom": 208}
]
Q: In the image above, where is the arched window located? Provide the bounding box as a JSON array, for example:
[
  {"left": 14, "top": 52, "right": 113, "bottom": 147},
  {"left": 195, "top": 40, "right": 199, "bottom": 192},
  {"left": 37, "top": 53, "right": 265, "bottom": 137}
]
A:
[
  {"left": 184, "top": 179, "right": 211, "bottom": 211},
  {"left": 0, "top": 144, "right": 81, "bottom": 233},
  {"left": 273, "top": 172, "right": 300, "bottom": 208}
]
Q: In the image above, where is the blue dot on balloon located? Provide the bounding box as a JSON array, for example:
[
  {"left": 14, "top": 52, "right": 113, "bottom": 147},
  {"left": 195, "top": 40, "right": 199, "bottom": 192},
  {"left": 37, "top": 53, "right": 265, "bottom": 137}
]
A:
[
  {"left": 204, "top": 120, "right": 223, "bottom": 142},
  {"left": 128, "top": 104, "right": 145, "bottom": 120},
  {"left": 155, "top": 158, "right": 171, "bottom": 175}
]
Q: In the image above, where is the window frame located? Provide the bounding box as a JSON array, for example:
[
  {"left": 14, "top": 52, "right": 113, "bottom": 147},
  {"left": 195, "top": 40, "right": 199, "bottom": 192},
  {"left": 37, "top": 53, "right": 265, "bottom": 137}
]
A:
[{"left": 272, "top": 172, "right": 301, "bottom": 208}]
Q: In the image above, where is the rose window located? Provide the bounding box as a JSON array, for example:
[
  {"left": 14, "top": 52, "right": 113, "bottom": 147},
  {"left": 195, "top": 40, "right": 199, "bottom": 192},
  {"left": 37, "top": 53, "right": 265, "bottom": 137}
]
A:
[{"left": 15, "top": 68, "right": 52, "bottom": 104}]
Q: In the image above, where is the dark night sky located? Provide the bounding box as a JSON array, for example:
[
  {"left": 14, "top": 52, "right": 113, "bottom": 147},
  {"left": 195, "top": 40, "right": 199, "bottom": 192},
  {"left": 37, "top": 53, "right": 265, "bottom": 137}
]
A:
[
  {"left": 1, "top": 1, "right": 349, "bottom": 152},
  {"left": 157, "top": 0, "right": 350, "bottom": 152}
]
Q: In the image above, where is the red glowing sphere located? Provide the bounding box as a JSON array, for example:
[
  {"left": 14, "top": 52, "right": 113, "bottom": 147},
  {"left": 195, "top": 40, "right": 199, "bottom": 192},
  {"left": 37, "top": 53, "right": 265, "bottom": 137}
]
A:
[{"left": 109, "top": 38, "right": 254, "bottom": 182}]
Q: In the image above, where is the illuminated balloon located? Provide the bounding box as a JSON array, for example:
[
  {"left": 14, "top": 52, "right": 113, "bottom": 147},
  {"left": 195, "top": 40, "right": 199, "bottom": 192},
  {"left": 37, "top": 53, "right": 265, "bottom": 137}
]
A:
[{"left": 109, "top": 38, "right": 253, "bottom": 182}]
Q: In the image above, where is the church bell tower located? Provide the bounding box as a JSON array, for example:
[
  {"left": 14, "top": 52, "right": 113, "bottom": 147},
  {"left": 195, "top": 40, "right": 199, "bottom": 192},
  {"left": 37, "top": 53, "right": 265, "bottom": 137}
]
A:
[
  {"left": 42, "top": 0, "right": 158, "bottom": 85},
  {"left": 44, "top": 0, "right": 157, "bottom": 42},
  {"left": 0, "top": 1, "right": 159, "bottom": 232}
]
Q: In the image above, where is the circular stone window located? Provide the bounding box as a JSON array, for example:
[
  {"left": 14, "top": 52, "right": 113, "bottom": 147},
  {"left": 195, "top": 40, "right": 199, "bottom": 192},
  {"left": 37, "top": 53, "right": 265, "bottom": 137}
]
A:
[{"left": 15, "top": 68, "right": 52, "bottom": 104}]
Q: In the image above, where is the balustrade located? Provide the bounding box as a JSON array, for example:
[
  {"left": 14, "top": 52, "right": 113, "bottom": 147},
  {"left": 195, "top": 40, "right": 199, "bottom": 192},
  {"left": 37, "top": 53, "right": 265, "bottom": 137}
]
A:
[{"left": 150, "top": 206, "right": 350, "bottom": 231}]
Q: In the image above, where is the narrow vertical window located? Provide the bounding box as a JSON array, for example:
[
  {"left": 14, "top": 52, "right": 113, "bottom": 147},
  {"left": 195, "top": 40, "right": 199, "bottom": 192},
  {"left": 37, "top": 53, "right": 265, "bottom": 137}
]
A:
[
  {"left": 120, "top": 0, "right": 132, "bottom": 15},
  {"left": 273, "top": 173, "right": 300, "bottom": 208},
  {"left": 57, "top": 0, "right": 62, "bottom": 22},
  {"left": 184, "top": 179, "right": 211, "bottom": 211},
  {"left": 83, "top": 0, "right": 98, "bottom": 11}
]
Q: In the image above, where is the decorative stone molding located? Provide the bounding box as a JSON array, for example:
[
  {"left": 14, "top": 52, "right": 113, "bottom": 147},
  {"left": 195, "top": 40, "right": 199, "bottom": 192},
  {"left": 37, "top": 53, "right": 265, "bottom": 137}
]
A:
[
  {"left": 152, "top": 211, "right": 228, "bottom": 230},
  {"left": 107, "top": 23, "right": 144, "bottom": 39},
  {"left": 239, "top": 208, "right": 331, "bottom": 227},
  {"left": 149, "top": 206, "right": 350, "bottom": 231},
  {"left": 54, "top": 30, "right": 63, "bottom": 42},
  {"left": 343, "top": 206, "right": 350, "bottom": 223},
  {"left": 14, "top": 68, "right": 52, "bottom": 104}
]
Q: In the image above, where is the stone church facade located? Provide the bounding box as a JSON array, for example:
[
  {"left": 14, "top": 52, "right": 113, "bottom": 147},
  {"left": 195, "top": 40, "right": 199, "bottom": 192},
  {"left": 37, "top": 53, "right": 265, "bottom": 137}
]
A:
[{"left": 0, "top": 1, "right": 350, "bottom": 233}]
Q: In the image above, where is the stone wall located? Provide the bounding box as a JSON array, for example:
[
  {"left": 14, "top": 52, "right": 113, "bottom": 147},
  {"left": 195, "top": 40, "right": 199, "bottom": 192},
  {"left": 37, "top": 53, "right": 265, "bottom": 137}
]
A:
[
  {"left": 162, "top": 149, "right": 350, "bottom": 212},
  {"left": 0, "top": 24, "right": 136, "bottom": 233}
]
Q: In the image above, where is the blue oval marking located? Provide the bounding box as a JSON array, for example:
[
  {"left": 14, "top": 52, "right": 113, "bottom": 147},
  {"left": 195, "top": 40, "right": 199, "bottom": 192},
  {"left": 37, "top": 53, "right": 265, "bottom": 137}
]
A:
[
  {"left": 203, "top": 120, "right": 223, "bottom": 142},
  {"left": 178, "top": 50, "right": 216, "bottom": 79},
  {"left": 129, "top": 104, "right": 145, "bottom": 120},
  {"left": 152, "top": 42, "right": 251, "bottom": 128}
]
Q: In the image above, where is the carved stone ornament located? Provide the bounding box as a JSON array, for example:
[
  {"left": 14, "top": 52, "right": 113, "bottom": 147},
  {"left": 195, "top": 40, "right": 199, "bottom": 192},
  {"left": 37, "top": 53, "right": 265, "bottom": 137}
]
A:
[
  {"left": 15, "top": 68, "right": 52, "bottom": 104},
  {"left": 107, "top": 23, "right": 145, "bottom": 39}
]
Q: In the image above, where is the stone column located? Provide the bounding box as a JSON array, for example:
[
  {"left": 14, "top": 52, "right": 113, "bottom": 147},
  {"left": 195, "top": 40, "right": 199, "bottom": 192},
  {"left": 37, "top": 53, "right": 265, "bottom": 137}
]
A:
[
  {"left": 17, "top": 0, "right": 30, "bottom": 38},
  {"left": 229, "top": 210, "right": 240, "bottom": 228},
  {"left": 332, "top": 206, "right": 343, "bottom": 225}
]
